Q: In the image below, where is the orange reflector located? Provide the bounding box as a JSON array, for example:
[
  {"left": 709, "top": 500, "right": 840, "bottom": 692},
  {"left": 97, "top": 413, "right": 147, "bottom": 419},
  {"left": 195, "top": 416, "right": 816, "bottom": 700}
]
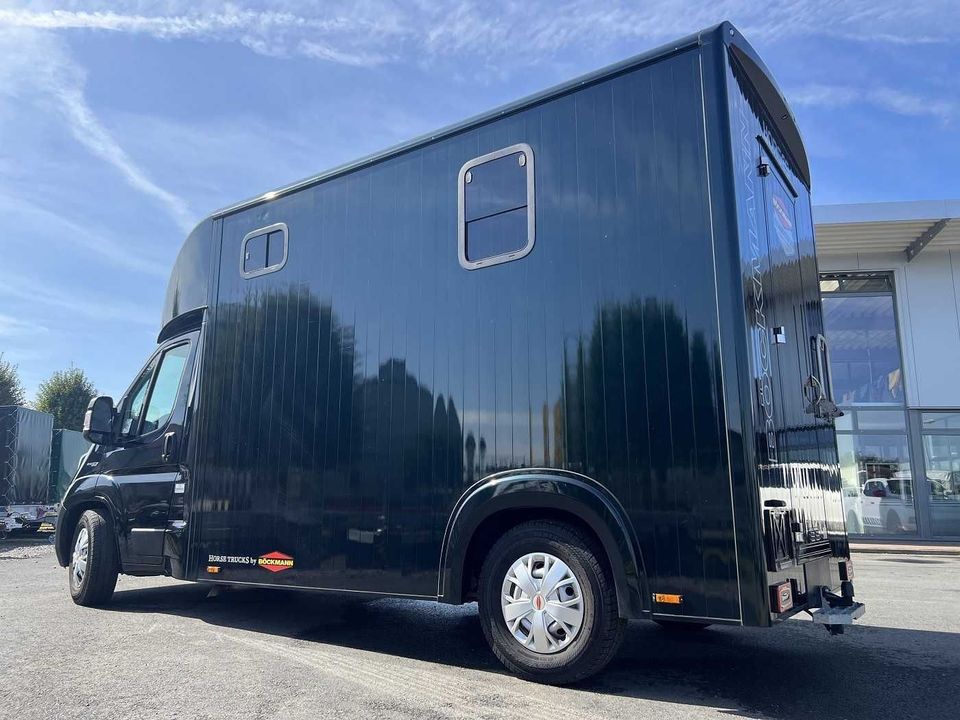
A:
[
  {"left": 653, "top": 593, "right": 683, "bottom": 605},
  {"left": 206, "top": 565, "right": 221, "bottom": 574}
]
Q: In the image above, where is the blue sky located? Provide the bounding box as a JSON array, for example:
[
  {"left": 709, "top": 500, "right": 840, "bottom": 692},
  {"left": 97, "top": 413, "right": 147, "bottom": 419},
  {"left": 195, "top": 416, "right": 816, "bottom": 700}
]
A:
[{"left": 1, "top": 1, "right": 958, "bottom": 401}]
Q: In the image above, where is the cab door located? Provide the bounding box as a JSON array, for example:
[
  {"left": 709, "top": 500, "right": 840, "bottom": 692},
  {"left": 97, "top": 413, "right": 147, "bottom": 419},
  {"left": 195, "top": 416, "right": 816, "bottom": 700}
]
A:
[{"left": 97, "top": 333, "right": 197, "bottom": 567}]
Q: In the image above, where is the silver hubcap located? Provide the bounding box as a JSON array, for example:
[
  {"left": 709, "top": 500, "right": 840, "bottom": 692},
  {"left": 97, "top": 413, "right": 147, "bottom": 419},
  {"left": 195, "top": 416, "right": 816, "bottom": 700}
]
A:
[
  {"left": 72, "top": 527, "right": 89, "bottom": 586},
  {"left": 500, "top": 552, "right": 585, "bottom": 654}
]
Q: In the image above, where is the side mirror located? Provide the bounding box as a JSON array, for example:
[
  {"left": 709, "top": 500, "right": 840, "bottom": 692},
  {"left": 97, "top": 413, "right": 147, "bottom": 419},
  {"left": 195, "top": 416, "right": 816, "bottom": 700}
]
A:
[{"left": 83, "top": 395, "right": 116, "bottom": 446}]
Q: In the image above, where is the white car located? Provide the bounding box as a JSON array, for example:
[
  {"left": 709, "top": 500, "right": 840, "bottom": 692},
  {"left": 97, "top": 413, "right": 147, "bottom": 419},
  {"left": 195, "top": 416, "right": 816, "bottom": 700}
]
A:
[{"left": 859, "top": 476, "right": 916, "bottom": 534}]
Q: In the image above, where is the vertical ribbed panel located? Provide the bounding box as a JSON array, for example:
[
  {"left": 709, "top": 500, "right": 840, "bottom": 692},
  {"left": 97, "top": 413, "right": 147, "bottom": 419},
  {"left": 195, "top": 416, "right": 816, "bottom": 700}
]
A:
[
  {"left": 193, "top": 47, "right": 738, "bottom": 617},
  {"left": 727, "top": 53, "right": 847, "bottom": 615}
]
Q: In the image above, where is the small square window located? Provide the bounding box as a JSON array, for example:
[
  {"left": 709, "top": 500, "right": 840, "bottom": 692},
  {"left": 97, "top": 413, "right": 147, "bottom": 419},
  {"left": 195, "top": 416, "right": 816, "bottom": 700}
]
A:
[
  {"left": 243, "top": 233, "right": 267, "bottom": 274},
  {"left": 458, "top": 143, "right": 534, "bottom": 270},
  {"left": 266, "top": 230, "right": 285, "bottom": 267},
  {"left": 241, "top": 223, "right": 288, "bottom": 278}
]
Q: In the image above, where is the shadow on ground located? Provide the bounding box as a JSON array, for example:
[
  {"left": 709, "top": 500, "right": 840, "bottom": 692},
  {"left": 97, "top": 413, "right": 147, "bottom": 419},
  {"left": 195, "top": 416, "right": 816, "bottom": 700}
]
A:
[{"left": 101, "top": 581, "right": 960, "bottom": 720}]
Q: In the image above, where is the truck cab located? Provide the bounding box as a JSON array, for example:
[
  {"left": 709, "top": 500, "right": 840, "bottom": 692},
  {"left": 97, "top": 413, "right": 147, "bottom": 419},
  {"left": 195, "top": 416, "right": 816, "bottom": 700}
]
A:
[{"left": 55, "top": 319, "right": 200, "bottom": 581}]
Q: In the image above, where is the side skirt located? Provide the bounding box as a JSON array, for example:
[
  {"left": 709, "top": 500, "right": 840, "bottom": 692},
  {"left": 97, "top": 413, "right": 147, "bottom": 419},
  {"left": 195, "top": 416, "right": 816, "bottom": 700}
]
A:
[
  {"left": 196, "top": 578, "right": 437, "bottom": 601},
  {"left": 651, "top": 612, "right": 742, "bottom": 625}
]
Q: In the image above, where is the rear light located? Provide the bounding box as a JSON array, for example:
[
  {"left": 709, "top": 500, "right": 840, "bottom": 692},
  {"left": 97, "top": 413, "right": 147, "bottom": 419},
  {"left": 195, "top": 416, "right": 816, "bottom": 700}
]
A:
[{"left": 770, "top": 581, "right": 794, "bottom": 613}]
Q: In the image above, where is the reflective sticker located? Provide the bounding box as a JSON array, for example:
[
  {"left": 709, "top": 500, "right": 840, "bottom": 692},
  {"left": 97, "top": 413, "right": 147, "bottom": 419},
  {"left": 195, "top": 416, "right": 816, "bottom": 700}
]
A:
[
  {"left": 205, "top": 551, "right": 296, "bottom": 573},
  {"left": 257, "top": 551, "right": 295, "bottom": 573}
]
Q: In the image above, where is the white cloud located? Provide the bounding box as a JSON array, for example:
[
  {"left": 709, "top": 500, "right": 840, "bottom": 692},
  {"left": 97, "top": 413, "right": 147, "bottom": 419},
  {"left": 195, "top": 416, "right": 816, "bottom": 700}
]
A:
[
  {"left": 52, "top": 77, "right": 196, "bottom": 231},
  {"left": 0, "top": 4, "right": 405, "bottom": 66},
  {"left": 0, "top": 193, "right": 169, "bottom": 277},
  {"left": 0, "top": 269, "right": 156, "bottom": 327},
  {"left": 296, "top": 39, "right": 388, "bottom": 67},
  {"left": 0, "top": 313, "right": 49, "bottom": 338},
  {"left": 0, "top": 1, "right": 955, "bottom": 69},
  {"left": 0, "top": 27, "right": 194, "bottom": 232},
  {"left": 790, "top": 83, "right": 956, "bottom": 122},
  {"left": 1, "top": 2, "right": 956, "bottom": 139}
]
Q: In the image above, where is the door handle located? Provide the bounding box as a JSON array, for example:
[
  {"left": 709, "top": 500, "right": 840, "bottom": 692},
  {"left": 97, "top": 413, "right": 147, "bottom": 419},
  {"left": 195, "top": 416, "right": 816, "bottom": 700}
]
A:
[{"left": 162, "top": 431, "right": 177, "bottom": 462}]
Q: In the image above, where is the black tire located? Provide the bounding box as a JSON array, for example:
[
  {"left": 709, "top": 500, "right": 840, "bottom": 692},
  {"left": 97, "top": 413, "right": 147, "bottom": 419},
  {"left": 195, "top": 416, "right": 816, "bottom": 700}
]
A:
[
  {"left": 68, "top": 509, "right": 119, "bottom": 606},
  {"left": 477, "top": 520, "right": 625, "bottom": 685},
  {"left": 653, "top": 619, "right": 711, "bottom": 631}
]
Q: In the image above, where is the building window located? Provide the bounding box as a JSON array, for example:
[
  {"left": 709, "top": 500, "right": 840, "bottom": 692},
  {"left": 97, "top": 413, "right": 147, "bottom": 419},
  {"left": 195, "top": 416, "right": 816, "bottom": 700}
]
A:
[
  {"left": 920, "top": 412, "right": 960, "bottom": 537},
  {"left": 836, "top": 417, "right": 917, "bottom": 536},
  {"left": 458, "top": 143, "right": 535, "bottom": 270},
  {"left": 820, "top": 273, "right": 903, "bottom": 405},
  {"left": 821, "top": 272, "right": 917, "bottom": 537},
  {"left": 241, "top": 223, "right": 288, "bottom": 278}
]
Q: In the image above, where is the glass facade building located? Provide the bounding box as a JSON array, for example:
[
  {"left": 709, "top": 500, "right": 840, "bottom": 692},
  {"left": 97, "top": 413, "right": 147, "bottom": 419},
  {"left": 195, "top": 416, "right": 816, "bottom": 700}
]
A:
[
  {"left": 815, "top": 199, "right": 960, "bottom": 543},
  {"left": 820, "top": 271, "right": 960, "bottom": 541}
]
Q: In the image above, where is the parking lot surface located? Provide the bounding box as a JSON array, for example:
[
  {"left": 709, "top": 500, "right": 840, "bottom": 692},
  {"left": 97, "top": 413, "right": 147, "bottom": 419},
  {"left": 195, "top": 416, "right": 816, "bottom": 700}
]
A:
[{"left": 2, "top": 540, "right": 958, "bottom": 719}]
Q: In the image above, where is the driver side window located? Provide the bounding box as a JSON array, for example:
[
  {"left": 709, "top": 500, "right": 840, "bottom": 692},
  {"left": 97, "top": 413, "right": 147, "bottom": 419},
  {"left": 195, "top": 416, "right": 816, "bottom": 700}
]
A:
[
  {"left": 141, "top": 344, "right": 190, "bottom": 435},
  {"left": 120, "top": 362, "right": 156, "bottom": 436},
  {"left": 119, "top": 342, "right": 191, "bottom": 438}
]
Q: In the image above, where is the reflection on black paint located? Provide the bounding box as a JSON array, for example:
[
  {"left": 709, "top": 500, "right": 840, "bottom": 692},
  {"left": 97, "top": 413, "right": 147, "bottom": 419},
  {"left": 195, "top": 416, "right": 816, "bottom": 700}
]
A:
[
  {"left": 192, "top": 45, "right": 745, "bottom": 616},
  {"left": 200, "top": 281, "right": 731, "bottom": 609}
]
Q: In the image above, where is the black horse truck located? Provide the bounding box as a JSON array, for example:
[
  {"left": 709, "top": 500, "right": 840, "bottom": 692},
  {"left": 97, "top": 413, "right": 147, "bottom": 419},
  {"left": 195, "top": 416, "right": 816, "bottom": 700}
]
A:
[{"left": 58, "top": 22, "right": 863, "bottom": 684}]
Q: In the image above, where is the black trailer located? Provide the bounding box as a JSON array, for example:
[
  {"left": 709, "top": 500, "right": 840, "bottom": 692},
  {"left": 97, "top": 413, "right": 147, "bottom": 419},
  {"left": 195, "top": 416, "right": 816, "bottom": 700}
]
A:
[
  {"left": 1, "top": 406, "right": 54, "bottom": 536},
  {"left": 58, "top": 22, "right": 863, "bottom": 683}
]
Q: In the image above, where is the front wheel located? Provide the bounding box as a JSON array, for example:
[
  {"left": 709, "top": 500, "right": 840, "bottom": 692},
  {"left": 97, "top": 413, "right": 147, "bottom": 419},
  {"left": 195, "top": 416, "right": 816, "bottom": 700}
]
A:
[
  {"left": 69, "top": 509, "right": 119, "bottom": 606},
  {"left": 477, "top": 520, "right": 625, "bottom": 685}
]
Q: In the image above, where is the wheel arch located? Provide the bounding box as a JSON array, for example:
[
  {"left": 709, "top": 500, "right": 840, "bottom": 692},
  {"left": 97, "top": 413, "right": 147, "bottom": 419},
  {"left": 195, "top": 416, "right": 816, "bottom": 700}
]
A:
[
  {"left": 438, "top": 469, "right": 648, "bottom": 618},
  {"left": 55, "top": 476, "right": 122, "bottom": 568}
]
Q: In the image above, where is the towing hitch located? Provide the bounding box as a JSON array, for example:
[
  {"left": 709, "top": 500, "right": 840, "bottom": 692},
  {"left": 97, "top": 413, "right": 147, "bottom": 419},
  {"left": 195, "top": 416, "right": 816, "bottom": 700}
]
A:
[{"left": 806, "top": 582, "right": 865, "bottom": 634}]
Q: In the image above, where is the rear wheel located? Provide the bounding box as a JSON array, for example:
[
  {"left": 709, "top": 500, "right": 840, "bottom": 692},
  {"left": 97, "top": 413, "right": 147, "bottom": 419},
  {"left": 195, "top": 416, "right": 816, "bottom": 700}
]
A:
[
  {"left": 477, "top": 520, "right": 625, "bottom": 685},
  {"left": 68, "top": 509, "right": 119, "bottom": 606}
]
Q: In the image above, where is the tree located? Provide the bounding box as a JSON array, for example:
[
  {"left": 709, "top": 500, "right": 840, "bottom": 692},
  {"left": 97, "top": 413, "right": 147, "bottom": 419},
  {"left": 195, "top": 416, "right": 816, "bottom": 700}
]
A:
[
  {"left": 35, "top": 367, "right": 97, "bottom": 430},
  {"left": 0, "top": 353, "right": 26, "bottom": 406}
]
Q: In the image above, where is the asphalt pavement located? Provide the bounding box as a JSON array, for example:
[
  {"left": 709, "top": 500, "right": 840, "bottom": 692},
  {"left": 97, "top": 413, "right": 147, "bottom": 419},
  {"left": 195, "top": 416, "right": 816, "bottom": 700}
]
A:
[{"left": 1, "top": 538, "right": 958, "bottom": 719}]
